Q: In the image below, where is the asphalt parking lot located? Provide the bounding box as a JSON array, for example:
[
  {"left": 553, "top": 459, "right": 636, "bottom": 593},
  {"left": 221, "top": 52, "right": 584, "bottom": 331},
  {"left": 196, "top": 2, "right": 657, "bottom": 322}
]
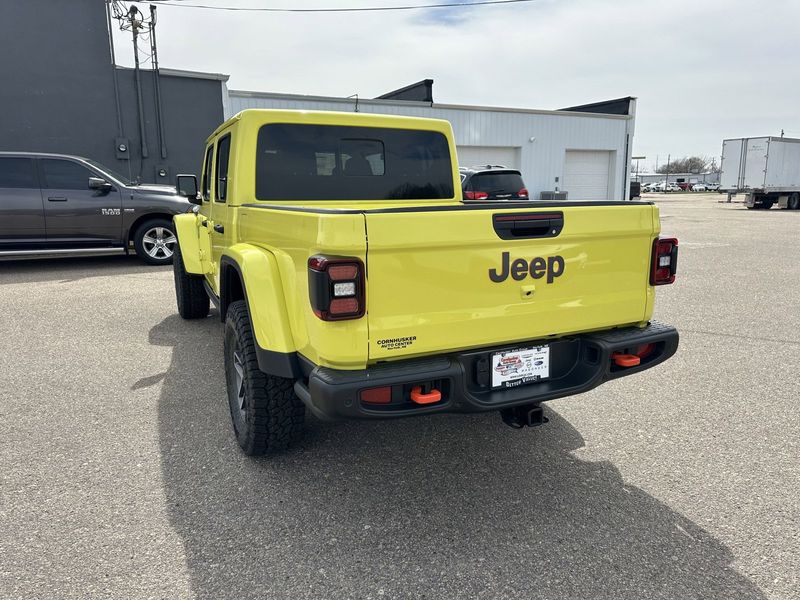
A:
[{"left": 2, "top": 193, "right": 798, "bottom": 599}]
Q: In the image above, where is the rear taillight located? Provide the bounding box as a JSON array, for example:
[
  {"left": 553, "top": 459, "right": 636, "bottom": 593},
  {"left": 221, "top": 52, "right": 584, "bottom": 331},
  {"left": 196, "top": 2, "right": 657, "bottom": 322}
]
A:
[
  {"left": 465, "top": 190, "right": 489, "bottom": 200},
  {"left": 650, "top": 237, "right": 678, "bottom": 285},
  {"left": 518, "top": 188, "right": 529, "bottom": 199},
  {"left": 308, "top": 255, "right": 365, "bottom": 320}
]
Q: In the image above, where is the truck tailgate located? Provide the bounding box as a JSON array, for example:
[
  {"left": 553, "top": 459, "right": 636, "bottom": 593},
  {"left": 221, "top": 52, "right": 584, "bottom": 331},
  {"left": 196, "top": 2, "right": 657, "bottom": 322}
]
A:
[{"left": 365, "top": 204, "right": 657, "bottom": 361}]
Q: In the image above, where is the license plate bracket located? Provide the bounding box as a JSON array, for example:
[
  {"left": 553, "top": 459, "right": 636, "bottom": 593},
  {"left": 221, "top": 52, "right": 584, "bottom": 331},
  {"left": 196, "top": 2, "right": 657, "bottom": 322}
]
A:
[{"left": 491, "top": 345, "right": 550, "bottom": 389}]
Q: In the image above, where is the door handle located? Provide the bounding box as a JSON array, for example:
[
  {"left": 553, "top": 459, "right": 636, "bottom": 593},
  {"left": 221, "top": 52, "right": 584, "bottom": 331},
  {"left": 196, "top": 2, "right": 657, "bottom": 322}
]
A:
[
  {"left": 213, "top": 224, "right": 225, "bottom": 234},
  {"left": 47, "top": 196, "right": 67, "bottom": 202}
]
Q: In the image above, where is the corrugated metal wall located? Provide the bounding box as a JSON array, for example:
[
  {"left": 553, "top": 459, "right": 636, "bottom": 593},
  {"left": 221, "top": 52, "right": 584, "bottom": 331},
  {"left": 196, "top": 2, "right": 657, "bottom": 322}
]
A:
[{"left": 228, "top": 92, "right": 633, "bottom": 201}]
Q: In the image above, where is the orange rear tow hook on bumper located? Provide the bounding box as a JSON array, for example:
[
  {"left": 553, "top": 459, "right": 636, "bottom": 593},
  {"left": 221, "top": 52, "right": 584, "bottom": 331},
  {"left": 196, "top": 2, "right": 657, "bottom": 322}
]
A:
[
  {"left": 410, "top": 386, "right": 441, "bottom": 405},
  {"left": 611, "top": 353, "right": 641, "bottom": 368}
]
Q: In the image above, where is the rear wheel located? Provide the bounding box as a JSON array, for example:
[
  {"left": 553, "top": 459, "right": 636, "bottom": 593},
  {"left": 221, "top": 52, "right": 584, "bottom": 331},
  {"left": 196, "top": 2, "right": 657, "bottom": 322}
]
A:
[
  {"left": 224, "top": 300, "right": 305, "bottom": 455},
  {"left": 173, "top": 242, "right": 209, "bottom": 319},
  {"left": 134, "top": 218, "right": 178, "bottom": 265},
  {"left": 788, "top": 192, "right": 800, "bottom": 210},
  {"left": 762, "top": 198, "right": 774, "bottom": 210}
]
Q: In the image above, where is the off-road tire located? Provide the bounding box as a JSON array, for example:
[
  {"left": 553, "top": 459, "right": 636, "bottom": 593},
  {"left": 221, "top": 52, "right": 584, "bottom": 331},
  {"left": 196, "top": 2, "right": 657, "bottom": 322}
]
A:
[
  {"left": 134, "top": 217, "right": 178, "bottom": 265},
  {"left": 224, "top": 300, "right": 305, "bottom": 455},
  {"left": 173, "top": 242, "right": 209, "bottom": 319}
]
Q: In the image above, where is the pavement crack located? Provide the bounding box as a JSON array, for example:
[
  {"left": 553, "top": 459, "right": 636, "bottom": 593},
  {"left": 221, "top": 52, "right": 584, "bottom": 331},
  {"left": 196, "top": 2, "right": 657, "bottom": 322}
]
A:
[{"left": 682, "top": 328, "right": 800, "bottom": 346}]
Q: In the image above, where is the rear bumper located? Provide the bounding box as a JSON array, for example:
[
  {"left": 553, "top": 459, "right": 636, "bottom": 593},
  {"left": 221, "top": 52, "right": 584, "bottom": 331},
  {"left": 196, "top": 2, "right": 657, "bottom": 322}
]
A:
[{"left": 293, "top": 321, "right": 679, "bottom": 421}]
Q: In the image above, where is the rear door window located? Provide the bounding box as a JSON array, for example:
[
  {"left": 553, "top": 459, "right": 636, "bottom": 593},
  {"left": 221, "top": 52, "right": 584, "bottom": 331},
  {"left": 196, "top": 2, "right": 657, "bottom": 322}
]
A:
[
  {"left": 201, "top": 145, "right": 214, "bottom": 201},
  {"left": 255, "top": 124, "right": 453, "bottom": 200},
  {"left": 215, "top": 135, "right": 231, "bottom": 202},
  {"left": 0, "top": 158, "right": 37, "bottom": 188}
]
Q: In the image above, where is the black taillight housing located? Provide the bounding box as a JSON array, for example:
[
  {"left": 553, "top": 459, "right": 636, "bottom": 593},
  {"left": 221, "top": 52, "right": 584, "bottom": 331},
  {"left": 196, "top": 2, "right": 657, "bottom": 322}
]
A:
[
  {"left": 308, "top": 255, "right": 365, "bottom": 320},
  {"left": 650, "top": 237, "right": 679, "bottom": 285}
]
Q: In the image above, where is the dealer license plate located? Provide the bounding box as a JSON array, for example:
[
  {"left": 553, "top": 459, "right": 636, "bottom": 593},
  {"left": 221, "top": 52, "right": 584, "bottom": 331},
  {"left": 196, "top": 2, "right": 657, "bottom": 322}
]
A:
[{"left": 491, "top": 346, "right": 550, "bottom": 389}]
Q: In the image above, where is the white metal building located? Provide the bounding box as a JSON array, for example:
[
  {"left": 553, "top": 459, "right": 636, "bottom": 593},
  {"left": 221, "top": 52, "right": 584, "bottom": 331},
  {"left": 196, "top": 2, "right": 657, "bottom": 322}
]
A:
[{"left": 226, "top": 89, "right": 636, "bottom": 202}]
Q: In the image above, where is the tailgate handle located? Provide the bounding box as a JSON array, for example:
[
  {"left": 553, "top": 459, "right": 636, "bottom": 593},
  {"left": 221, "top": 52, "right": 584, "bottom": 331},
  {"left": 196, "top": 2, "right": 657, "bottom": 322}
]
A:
[{"left": 493, "top": 212, "right": 564, "bottom": 240}]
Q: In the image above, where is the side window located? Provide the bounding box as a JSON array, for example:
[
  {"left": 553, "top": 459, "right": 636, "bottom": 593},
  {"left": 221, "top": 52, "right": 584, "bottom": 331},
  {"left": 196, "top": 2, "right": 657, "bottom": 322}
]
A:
[
  {"left": 41, "top": 159, "right": 93, "bottom": 190},
  {"left": 0, "top": 158, "right": 37, "bottom": 188},
  {"left": 201, "top": 145, "right": 214, "bottom": 201},
  {"left": 215, "top": 135, "right": 231, "bottom": 202}
]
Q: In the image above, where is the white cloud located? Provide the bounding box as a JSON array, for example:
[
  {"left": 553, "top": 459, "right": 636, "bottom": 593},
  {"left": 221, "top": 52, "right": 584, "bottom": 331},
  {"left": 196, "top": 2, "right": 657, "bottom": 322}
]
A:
[{"left": 112, "top": 0, "right": 800, "bottom": 165}]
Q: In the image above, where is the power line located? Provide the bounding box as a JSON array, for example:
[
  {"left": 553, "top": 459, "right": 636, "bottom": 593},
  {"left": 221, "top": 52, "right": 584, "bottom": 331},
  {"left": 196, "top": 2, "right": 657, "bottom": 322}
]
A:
[{"left": 145, "top": 0, "right": 538, "bottom": 13}]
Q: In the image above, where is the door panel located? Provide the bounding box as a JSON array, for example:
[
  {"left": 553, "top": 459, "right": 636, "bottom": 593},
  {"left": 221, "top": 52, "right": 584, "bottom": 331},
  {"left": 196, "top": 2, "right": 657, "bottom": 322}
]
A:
[
  {"left": 563, "top": 150, "right": 612, "bottom": 201},
  {"left": 0, "top": 157, "right": 46, "bottom": 246},
  {"left": 40, "top": 159, "right": 122, "bottom": 244}
]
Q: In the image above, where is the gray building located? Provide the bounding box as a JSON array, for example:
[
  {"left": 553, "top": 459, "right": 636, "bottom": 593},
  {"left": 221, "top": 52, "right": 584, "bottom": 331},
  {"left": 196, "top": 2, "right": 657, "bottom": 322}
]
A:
[{"left": 0, "top": 0, "right": 227, "bottom": 184}]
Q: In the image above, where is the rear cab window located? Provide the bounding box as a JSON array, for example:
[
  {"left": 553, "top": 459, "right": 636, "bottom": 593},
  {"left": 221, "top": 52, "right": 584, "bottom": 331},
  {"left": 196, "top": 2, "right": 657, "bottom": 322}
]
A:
[
  {"left": 255, "top": 124, "right": 453, "bottom": 200},
  {"left": 467, "top": 171, "right": 526, "bottom": 195}
]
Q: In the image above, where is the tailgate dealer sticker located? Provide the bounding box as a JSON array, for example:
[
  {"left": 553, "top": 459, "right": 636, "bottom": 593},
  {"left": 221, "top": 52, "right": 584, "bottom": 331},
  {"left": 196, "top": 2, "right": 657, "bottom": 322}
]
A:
[
  {"left": 492, "top": 346, "right": 550, "bottom": 388},
  {"left": 377, "top": 336, "right": 416, "bottom": 351}
]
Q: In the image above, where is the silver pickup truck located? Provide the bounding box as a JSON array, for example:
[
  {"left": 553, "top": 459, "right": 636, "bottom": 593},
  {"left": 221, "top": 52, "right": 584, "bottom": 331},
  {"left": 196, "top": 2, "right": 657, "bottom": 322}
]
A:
[{"left": 0, "top": 152, "right": 192, "bottom": 265}]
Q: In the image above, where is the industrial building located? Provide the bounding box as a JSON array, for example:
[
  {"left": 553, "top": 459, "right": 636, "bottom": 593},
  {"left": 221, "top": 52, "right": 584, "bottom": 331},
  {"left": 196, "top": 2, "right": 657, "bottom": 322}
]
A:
[
  {"left": 229, "top": 90, "right": 636, "bottom": 201},
  {"left": 1, "top": 0, "right": 635, "bottom": 201}
]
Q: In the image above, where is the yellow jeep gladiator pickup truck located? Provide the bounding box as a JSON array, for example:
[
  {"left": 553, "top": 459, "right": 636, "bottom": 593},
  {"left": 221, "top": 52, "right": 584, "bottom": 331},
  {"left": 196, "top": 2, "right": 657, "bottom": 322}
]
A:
[{"left": 171, "top": 109, "right": 679, "bottom": 455}]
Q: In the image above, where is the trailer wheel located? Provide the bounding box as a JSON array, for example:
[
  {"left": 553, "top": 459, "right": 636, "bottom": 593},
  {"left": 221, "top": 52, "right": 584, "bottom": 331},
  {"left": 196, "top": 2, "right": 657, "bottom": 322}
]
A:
[
  {"left": 788, "top": 193, "right": 800, "bottom": 210},
  {"left": 762, "top": 199, "right": 774, "bottom": 210}
]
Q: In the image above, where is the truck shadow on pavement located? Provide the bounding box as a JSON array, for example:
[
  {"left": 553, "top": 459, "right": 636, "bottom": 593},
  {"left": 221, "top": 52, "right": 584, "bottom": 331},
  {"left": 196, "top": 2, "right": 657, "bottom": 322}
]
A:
[
  {"left": 0, "top": 254, "right": 165, "bottom": 285},
  {"left": 152, "top": 314, "right": 764, "bottom": 600}
]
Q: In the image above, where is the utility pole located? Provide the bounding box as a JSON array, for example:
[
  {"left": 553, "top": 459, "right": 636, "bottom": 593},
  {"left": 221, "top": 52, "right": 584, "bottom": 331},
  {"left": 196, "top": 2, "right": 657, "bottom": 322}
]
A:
[
  {"left": 129, "top": 5, "right": 149, "bottom": 165},
  {"left": 664, "top": 154, "right": 670, "bottom": 194},
  {"left": 149, "top": 4, "right": 167, "bottom": 160}
]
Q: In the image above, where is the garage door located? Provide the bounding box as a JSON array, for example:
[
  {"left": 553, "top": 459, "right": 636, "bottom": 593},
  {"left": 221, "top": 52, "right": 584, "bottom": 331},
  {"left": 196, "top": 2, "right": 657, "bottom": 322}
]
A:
[
  {"left": 457, "top": 146, "right": 520, "bottom": 170},
  {"left": 563, "top": 150, "right": 612, "bottom": 200}
]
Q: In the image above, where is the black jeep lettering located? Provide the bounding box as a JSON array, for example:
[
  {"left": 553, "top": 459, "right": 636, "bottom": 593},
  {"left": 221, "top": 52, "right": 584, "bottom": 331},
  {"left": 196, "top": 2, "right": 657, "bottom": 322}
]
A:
[{"left": 488, "top": 253, "right": 566, "bottom": 284}]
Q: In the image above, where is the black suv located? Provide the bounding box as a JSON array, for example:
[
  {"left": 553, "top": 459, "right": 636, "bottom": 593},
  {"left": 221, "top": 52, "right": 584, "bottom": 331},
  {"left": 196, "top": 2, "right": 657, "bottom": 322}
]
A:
[
  {"left": 0, "top": 152, "right": 192, "bottom": 265},
  {"left": 460, "top": 165, "right": 529, "bottom": 201}
]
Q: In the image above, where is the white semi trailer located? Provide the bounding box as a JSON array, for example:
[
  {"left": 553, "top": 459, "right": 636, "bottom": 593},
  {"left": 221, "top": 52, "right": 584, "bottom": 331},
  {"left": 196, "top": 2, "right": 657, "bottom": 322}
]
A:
[{"left": 720, "top": 136, "right": 800, "bottom": 209}]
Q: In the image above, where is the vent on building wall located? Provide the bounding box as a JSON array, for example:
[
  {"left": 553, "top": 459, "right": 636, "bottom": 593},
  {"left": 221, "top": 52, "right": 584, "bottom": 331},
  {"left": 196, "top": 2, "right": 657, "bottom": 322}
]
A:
[{"left": 540, "top": 191, "right": 568, "bottom": 201}]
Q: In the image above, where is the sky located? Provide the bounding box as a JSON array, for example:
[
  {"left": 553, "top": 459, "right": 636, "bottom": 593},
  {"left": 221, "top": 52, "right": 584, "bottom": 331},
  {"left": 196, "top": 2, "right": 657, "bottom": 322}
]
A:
[{"left": 110, "top": 0, "right": 800, "bottom": 171}]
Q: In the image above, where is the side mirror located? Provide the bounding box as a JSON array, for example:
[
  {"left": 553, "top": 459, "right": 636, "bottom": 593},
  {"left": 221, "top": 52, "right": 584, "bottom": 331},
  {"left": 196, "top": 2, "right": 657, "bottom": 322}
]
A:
[
  {"left": 176, "top": 174, "right": 201, "bottom": 205},
  {"left": 88, "top": 177, "right": 112, "bottom": 191}
]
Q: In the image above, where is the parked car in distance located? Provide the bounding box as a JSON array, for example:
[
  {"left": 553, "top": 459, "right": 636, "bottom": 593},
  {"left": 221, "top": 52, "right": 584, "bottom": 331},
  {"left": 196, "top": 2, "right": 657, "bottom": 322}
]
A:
[
  {"left": 460, "top": 166, "right": 529, "bottom": 201},
  {"left": 650, "top": 181, "right": 681, "bottom": 193},
  {"left": 677, "top": 182, "right": 691, "bottom": 191},
  {"left": 0, "top": 152, "right": 192, "bottom": 264},
  {"left": 705, "top": 182, "right": 720, "bottom": 192},
  {"left": 692, "top": 182, "right": 708, "bottom": 192}
]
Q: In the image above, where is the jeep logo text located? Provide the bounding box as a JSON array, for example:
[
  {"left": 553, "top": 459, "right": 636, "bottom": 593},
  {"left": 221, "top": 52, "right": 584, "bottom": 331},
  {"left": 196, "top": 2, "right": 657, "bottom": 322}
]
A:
[{"left": 489, "top": 252, "right": 565, "bottom": 284}]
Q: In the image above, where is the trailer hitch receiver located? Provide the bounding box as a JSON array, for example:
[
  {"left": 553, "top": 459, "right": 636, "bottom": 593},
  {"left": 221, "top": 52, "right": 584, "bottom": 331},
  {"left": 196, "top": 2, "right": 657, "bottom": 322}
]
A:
[{"left": 500, "top": 405, "right": 549, "bottom": 429}]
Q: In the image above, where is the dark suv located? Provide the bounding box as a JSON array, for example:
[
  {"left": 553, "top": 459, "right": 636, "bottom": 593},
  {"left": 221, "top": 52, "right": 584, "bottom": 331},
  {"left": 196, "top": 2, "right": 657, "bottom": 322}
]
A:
[
  {"left": 0, "top": 152, "right": 192, "bottom": 265},
  {"left": 460, "top": 165, "right": 529, "bottom": 201}
]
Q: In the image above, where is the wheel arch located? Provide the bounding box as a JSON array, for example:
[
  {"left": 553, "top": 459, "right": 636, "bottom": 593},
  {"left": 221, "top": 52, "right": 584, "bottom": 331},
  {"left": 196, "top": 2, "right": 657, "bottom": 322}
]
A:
[
  {"left": 220, "top": 245, "right": 299, "bottom": 378},
  {"left": 126, "top": 212, "right": 179, "bottom": 245}
]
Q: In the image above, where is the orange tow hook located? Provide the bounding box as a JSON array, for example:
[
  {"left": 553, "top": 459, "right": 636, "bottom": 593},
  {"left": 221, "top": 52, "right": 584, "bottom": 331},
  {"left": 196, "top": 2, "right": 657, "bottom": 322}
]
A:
[
  {"left": 410, "top": 386, "right": 441, "bottom": 405},
  {"left": 611, "top": 353, "right": 641, "bottom": 368}
]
